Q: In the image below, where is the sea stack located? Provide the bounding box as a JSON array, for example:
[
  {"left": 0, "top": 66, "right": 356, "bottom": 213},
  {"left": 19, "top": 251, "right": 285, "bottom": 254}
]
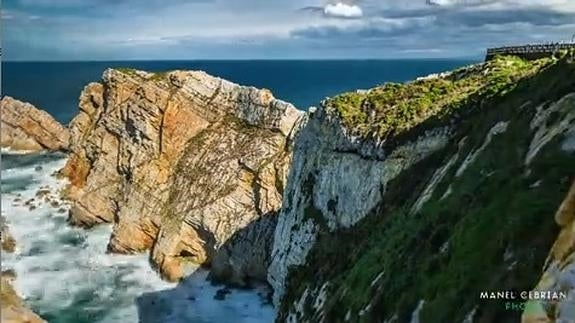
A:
[{"left": 60, "top": 68, "right": 304, "bottom": 284}]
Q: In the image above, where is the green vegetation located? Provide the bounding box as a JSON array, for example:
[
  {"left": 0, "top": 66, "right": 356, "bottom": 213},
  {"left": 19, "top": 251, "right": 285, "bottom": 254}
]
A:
[
  {"left": 115, "top": 67, "right": 169, "bottom": 81},
  {"left": 163, "top": 115, "right": 280, "bottom": 223},
  {"left": 115, "top": 67, "right": 139, "bottom": 76},
  {"left": 279, "top": 56, "right": 575, "bottom": 322},
  {"left": 149, "top": 71, "right": 169, "bottom": 81},
  {"left": 326, "top": 55, "right": 552, "bottom": 140}
]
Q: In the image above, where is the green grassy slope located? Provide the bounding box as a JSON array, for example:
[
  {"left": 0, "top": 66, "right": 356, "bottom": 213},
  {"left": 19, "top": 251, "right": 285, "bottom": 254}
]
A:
[{"left": 279, "top": 54, "right": 575, "bottom": 322}]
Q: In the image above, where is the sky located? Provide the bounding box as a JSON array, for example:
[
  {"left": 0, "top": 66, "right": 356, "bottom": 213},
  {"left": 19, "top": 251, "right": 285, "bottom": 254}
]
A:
[{"left": 2, "top": 0, "right": 575, "bottom": 60}]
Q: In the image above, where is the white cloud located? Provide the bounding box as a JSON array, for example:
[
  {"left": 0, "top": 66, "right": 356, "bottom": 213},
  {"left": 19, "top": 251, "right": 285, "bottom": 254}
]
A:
[
  {"left": 324, "top": 3, "right": 363, "bottom": 18},
  {"left": 17, "top": 0, "right": 92, "bottom": 7},
  {"left": 4, "top": 0, "right": 575, "bottom": 60},
  {"left": 426, "top": 0, "right": 455, "bottom": 5}
]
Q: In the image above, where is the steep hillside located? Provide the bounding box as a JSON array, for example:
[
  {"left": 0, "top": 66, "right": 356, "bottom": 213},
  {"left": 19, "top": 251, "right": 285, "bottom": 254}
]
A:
[
  {"left": 269, "top": 54, "right": 575, "bottom": 322},
  {"left": 60, "top": 68, "right": 303, "bottom": 284}
]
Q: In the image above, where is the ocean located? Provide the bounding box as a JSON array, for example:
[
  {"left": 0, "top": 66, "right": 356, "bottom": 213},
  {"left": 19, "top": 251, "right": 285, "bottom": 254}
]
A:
[
  {"left": 2, "top": 60, "right": 476, "bottom": 124},
  {"left": 1, "top": 59, "right": 476, "bottom": 323},
  {"left": 1, "top": 152, "right": 275, "bottom": 323}
]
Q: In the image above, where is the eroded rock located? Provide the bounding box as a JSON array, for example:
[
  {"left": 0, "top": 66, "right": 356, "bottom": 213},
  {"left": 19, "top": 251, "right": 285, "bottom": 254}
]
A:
[
  {"left": 1, "top": 217, "right": 16, "bottom": 253},
  {"left": 523, "top": 181, "right": 575, "bottom": 323},
  {"left": 61, "top": 68, "right": 303, "bottom": 283},
  {"left": 0, "top": 96, "right": 69, "bottom": 152},
  {"left": 267, "top": 107, "right": 451, "bottom": 305},
  {"left": 0, "top": 220, "right": 45, "bottom": 322},
  {"left": 1, "top": 274, "right": 46, "bottom": 323}
]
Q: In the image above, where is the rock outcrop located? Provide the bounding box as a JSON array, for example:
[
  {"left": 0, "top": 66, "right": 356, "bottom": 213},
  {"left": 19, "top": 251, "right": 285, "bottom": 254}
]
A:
[
  {"left": 1, "top": 96, "right": 69, "bottom": 152},
  {"left": 269, "top": 55, "right": 575, "bottom": 322},
  {"left": 522, "top": 180, "right": 575, "bottom": 323},
  {"left": 1, "top": 216, "right": 16, "bottom": 253},
  {"left": 1, "top": 274, "right": 46, "bottom": 323},
  {"left": 268, "top": 105, "right": 451, "bottom": 306},
  {"left": 61, "top": 68, "right": 303, "bottom": 284}
]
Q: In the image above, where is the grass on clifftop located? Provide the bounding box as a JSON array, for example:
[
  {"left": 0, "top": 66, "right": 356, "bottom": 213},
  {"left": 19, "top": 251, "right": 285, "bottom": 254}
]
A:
[
  {"left": 114, "top": 67, "right": 169, "bottom": 81},
  {"left": 325, "top": 55, "right": 552, "bottom": 140}
]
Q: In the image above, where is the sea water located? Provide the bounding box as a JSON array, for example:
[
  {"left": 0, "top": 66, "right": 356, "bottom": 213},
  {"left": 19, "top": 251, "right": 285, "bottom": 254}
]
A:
[
  {"left": 2, "top": 59, "right": 476, "bottom": 123},
  {"left": 1, "top": 152, "right": 275, "bottom": 323}
]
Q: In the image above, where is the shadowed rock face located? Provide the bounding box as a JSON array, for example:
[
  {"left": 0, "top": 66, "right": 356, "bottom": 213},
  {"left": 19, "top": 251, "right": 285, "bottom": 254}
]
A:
[
  {"left": 1, "top": 96, "right": 69, "bottom": 152},
  {"left": 269, "top": 55, "right": 575, "bottom": 322},
  {"left": 61, "top": 68, "right": 303, "bottom": 284}
]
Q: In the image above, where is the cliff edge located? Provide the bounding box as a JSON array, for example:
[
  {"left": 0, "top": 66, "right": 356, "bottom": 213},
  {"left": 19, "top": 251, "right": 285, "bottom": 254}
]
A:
[{"left": 269, "top": 54, "right": 575, "bottom": 322}]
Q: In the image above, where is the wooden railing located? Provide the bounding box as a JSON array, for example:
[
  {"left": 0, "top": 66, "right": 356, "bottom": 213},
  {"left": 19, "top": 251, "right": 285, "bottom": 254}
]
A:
[{"left": 485, "top": 43, "right": 575, "bottom": 61}]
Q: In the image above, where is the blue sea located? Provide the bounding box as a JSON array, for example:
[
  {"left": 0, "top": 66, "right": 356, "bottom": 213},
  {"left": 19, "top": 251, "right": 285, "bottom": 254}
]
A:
[
  {"left": 1, "top": 59, "right": 476, "bottom": 323},
  {"left": 2, "top": 60, "right": 476, "bottom": 124}
]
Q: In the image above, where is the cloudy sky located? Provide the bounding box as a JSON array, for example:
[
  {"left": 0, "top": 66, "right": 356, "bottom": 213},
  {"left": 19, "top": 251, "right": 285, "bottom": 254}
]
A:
[{"left": 3, "top": 0, "right": 575, "bottom": 60}]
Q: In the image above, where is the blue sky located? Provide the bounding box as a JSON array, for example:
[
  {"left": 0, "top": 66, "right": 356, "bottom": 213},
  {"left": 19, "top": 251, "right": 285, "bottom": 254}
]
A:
[{"left": 3, "top": 0, "right": 575, "bottom": 60}]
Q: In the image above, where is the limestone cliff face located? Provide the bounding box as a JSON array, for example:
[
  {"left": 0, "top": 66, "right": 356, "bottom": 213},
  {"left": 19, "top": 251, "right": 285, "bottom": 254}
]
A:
[
  {"left": 269, "top": 55, "right": 575, "bottom": 322},
  {"left": 267, "top": 106, "right": 451, "bottom": 305},
  {"left": 61, "top": 68, "right": 303, "bottom": 283},
  {"left": 1, "top": 96, "right": 69, "bottom": 152}
]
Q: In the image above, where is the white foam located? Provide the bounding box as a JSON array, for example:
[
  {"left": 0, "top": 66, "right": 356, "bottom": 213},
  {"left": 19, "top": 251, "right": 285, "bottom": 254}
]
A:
[
  {"left": 2, "top": 153, "right": 275, "bottom": 323},
  {"left": 1, "top": 147, "right": 39, "bottom": 155}
]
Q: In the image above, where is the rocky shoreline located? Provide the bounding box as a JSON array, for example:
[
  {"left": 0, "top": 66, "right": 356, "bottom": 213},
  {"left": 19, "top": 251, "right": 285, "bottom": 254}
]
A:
[
  {"left": 1, "top": 273, "right": 46, "bottom": 323},
  {"left": 1, "top": 218, "right": 46, "bottom": 323},
  {"left": 2, "top": 53, "right": 574, "bottom": 322}
]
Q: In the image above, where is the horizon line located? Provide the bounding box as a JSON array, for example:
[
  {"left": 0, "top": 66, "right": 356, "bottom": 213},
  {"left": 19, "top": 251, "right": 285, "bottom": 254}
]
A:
[{"left": 2, "top": 56, "right": 482, "bottom": 63}]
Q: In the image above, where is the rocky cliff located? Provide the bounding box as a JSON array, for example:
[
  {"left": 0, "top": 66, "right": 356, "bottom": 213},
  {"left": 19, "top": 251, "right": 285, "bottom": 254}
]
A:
[
  {"left": 1, "top": 96, "right": 69, "bottom": 152},
  {"left": 20, "top": 53, "right": 573, "bottom": 322},
  {"left": 268, "top": 54, "right": 575, "bottom": 322},
  {"left": 60, "top": 68, "right": 303, "bottom": 284}
]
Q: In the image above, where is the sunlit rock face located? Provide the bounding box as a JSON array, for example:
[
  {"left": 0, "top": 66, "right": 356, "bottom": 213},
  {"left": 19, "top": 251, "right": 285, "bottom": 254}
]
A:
[
  {"left": 61, "top": 68, "right": 303, "bottom": 284},
  {"left": 1, "top": 274, "right": 46, "bottom": 323},
  {"left": 1, "top": 96, "right": 69, "bottom": 152},
  {"left": 523, "top": 180, "right": 575, "bottom": 323}
]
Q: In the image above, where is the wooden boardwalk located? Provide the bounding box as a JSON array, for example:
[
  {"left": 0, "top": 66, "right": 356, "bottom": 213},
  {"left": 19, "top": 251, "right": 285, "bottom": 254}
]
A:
[{"left": 485, "top": 43, "right": 575, "bottom": 61}]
